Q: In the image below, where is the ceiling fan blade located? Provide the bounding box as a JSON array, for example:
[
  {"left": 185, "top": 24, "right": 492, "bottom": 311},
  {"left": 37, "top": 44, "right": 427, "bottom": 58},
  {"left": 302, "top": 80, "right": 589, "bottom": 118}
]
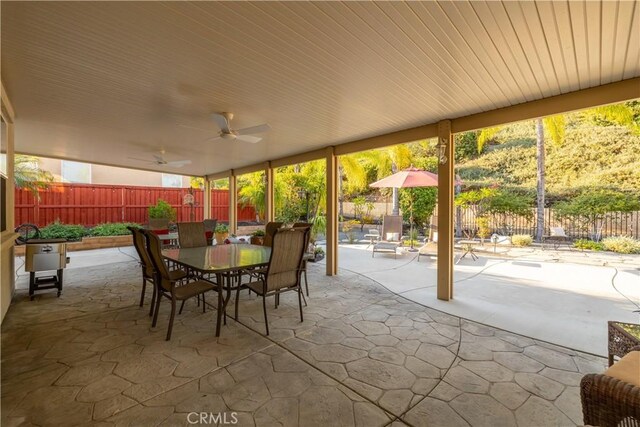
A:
[
  {"left": 204, "top": 135, "right": 223, "bottom": 142},
  {"left": 166, "top": 160, "right": 192, "bottom": 167},
  {"left": 235, "top": 123, "right": 271, "bottom": 135},
  {"left": 127, "top": 157, "right": 155, "bottom": 163},
  {"left": 152, "top": 154, "right": 165, "bottom": 162},
  {"left": 211, "top": 113, "right": 230, "bottom": 133},
  {"left": 236, "top": 135, "right": 262, "bottom": 144}
]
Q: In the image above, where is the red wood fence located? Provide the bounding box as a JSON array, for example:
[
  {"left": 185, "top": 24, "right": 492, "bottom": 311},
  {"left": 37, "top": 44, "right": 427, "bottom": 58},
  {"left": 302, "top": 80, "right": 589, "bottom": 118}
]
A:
[{"left": 15, "top": 183, "right": 256, "bottom": 227}]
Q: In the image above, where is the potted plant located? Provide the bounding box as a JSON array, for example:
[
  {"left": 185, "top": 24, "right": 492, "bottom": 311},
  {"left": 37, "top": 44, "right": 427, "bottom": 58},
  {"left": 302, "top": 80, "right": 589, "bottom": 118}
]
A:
[
  {"left": 215, "top": 223, "right": 229, "bottom": 244},
  {"left": 148, "top": 199, "right": 176, "bottom": 230},
  {"left": 250, "top": 229, "right": 266, "bottom": 245},
  {"left": 309, "top": 246, "right": 325, "bottom": 262}
]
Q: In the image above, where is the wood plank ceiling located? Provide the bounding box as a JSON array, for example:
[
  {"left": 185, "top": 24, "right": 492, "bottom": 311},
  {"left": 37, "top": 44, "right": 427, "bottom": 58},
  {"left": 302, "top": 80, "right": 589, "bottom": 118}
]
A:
[{"left": 2, "top": 1, "right": 639, "bottom": 176}]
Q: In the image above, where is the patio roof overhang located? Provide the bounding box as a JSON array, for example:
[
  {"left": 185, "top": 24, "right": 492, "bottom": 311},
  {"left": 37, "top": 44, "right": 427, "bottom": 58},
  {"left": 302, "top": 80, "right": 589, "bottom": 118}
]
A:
[{"left": 2, "top": 1, "right": 639, "bottom": 178}]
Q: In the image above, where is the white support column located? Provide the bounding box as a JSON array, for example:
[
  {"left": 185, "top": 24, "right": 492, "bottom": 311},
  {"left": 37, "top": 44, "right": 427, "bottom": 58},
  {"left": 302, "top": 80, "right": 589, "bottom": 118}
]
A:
[
  {"left": 229, "top": 171, "right": 237, "bottom": 234},
  {"left": 437, "top": 120, "right": 454, "bottom": 300},
  {"left": 325, "top": 147, "right": 338, "bottom": 276}
]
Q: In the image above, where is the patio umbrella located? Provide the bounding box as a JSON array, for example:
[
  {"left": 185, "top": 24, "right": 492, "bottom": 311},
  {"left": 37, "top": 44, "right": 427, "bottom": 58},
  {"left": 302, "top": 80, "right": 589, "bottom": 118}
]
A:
[{"left": 369, "top": 167, "right": 442, "bottom": 251}]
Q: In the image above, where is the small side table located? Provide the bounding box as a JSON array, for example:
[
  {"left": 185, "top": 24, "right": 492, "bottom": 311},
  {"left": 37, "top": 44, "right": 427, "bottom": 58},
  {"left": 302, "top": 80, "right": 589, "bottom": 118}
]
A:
[
  {"left": 456, "top": 240, "right": 480, "bottom": 264},
  {"left": 608, "top": 321, "right": 640, "bottom": 366}
]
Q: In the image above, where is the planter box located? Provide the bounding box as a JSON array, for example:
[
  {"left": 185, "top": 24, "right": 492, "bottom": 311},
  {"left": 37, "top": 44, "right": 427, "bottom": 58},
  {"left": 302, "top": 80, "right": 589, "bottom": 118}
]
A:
[{"left": 14, "top": 235, "right": 133, "bottom": 256}]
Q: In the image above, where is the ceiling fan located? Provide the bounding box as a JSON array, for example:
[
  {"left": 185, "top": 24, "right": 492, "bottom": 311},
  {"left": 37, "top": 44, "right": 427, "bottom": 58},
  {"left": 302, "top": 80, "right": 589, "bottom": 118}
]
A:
[
  {"left": 183, "top": 112, "right": 270, "bottom": 144},
  {"left": 128, "top": 153, "right": 191, "bottom": 168}
]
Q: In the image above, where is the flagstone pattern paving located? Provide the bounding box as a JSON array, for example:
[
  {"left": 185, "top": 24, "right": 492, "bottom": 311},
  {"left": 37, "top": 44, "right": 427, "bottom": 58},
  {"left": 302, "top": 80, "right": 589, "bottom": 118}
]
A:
[{"left": 2, "top": 258, "right": 606, "bottom": 426}]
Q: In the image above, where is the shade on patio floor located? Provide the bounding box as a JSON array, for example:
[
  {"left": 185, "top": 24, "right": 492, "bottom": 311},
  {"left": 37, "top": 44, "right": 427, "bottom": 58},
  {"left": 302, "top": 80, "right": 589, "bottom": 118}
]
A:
[{"left": 1, "top": 248, "right": 605, "bottom": 426}]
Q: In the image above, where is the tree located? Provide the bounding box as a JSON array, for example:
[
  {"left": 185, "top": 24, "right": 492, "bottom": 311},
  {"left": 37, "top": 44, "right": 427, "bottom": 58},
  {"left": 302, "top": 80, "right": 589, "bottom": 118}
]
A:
[
  {"left": 357, "top": 145, "right": 412, "bottom": 215},
  {"left": 554, "top": 189, "right": 640, "bottom": 241},
  {"left": 14, "top": 155, "right": 54, "bottom": 197},
  {"left": 338, "top": 154, "right": 368, "bottom": 217},
  {"left": 399, "top": 187, "right": 437, "bottom": 229}
]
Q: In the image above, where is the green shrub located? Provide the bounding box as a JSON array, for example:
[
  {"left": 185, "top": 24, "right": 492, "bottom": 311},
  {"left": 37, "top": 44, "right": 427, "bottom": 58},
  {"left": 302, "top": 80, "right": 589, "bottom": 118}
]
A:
[
  {"left": 40, "top": 221, "right": 88, "bottom": 241},
  {"left": 511, "top": 235, "right": 533, "bottom": 247},
  {"left": 342, "top": 220, "right": 360, "bottom": 244},
  {"left": 602, "top": 236, "right": 640, "bottom": 254},
  {"left": 90, "top": 222, "right": 141, "bottom": 237},
  {"left": 573, "top": 239, "right": 605, "bottom": 251},
  {"left": 148, "top": 199, "right": 177, "bottom": 221},
  {"left": 476, "top": 216, "right": 491, "bottom": 240}
]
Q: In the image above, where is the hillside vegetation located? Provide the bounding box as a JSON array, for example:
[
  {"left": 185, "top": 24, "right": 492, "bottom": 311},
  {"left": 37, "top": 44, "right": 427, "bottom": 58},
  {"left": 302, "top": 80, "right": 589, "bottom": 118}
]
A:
[{"left": 457, "top": 120, "right": 640, "bottom": 197}]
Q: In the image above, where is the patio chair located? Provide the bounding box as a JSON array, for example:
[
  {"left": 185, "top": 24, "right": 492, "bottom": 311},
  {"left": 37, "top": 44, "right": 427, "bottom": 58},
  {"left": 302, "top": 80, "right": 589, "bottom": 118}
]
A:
[
  {"left": 177, "top": 222, "right": 207, "bottom": 248},
  {"left": 203, "top": 219, "right": 217, "bottom": 245},
  {"left": 293, "top": 222, "right": 313, "bottom": 297},
  {"left": 580, "top": 347, "right": 640, "bottom": 427},
  {"left": 143, "top": 230, "right": 216, "bottom": 341},
  {"left": 128, "top": 227, "right": 188, "bottom": 317},
  {"left": 263, "top": 221, "right": 283, "bottom": 247},
  {"left": 543, "top": 226, "right": 572, "bottom": 250},
  {"left": 238, "top": 227, "right": 308, "bottom": 335},
  {"left": 372, "top": 215, "right": 403, "bottom": 258}
]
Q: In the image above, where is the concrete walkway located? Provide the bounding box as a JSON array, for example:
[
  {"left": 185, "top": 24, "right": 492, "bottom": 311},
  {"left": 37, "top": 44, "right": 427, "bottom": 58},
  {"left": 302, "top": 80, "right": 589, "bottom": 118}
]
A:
[{"left": 337, "top": 244, "right": 640, "bottom": 357}]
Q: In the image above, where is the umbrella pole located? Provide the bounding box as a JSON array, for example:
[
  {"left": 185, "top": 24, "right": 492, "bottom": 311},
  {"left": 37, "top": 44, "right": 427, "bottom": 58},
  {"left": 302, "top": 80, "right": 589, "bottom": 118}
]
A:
[{"left": 408, "top": 189, "right": 418, "bottom": 252}]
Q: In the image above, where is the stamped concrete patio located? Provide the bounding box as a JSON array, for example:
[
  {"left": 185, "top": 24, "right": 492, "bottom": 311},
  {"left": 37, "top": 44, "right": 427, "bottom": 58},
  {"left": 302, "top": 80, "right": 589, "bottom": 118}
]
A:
[{"left": 3, "top": 249, "right": 606, "bottom": 426}]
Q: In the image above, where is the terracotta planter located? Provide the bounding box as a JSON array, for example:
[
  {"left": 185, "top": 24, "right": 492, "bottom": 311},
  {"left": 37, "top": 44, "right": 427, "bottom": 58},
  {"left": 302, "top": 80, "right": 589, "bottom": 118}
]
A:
[
  {"left": 215, "top": 232, "right": 228, "bottom": 244},
  {"left": 250, "top": 236, "right": 265, "bottom": 245}
]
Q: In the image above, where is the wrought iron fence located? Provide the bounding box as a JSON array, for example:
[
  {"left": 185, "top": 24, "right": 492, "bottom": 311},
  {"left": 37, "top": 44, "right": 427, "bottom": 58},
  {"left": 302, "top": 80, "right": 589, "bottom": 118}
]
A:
[{"left": 456, "top": 207, "right": 640, "bottom": 240}]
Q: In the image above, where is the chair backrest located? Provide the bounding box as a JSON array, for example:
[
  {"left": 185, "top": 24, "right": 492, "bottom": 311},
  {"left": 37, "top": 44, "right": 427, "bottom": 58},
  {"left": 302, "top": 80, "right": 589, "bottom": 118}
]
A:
[
  {"left": 203, "top": 219, "right": 217, "bottom": 233},
  {"left": 141, "top": 230, "right": 172, "bottom": 292},
  {"left": 368, "top": 229, "right": 380, "bottom": 236},
  {"left": 264, "top": 222, "right": 284, "bottom": 247},
  {"left": 292, "top": 223, "right": 312, "bottom": 253},
  {"left": 129, "top": 227, "right": 153, "bottom": 277},
  {"left": 550, "top": 227, "right": 567, "bottom": 237},
  {"left": 381, "top": 215, "right": 403, "bottom": 242},
  {"left": 266, "top": 228, "right": 308, "bottom": 292},
  {"left": 177, "top": 222, "right": 207, "bottom": 248}
]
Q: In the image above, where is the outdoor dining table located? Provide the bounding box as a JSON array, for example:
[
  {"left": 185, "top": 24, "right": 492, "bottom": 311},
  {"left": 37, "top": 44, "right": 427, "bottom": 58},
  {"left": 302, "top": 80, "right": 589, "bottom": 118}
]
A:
[{"left": 162, "top": 244, "right": 271, "bottom": 337}]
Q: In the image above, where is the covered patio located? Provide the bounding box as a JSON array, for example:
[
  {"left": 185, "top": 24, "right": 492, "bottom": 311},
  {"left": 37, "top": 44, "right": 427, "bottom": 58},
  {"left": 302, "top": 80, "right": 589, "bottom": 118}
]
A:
[
  {"left": 1, "top": 1, "right": 639, "bottom": 426},
  {"left": 3, "top": 248, "right": 604, "bottom": 426}
]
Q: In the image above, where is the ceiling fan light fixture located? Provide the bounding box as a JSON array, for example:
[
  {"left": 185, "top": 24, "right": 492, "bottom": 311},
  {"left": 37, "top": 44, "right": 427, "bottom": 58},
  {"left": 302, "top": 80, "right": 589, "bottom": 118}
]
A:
[{"left": 221, "top": 132, "right": 236, "bottom": 140}]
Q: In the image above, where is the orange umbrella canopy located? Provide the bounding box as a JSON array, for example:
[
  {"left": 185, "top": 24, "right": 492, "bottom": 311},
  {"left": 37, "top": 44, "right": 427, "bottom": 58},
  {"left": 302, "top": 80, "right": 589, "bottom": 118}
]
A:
[{"left": 369, "top": 167, "right": 440, "bottom": 188}]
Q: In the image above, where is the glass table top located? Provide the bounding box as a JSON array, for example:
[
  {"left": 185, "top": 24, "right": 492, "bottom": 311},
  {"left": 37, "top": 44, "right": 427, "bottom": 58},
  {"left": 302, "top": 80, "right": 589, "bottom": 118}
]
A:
[{"left": 163, "top": 244, "right": 271, "bottom": 273}]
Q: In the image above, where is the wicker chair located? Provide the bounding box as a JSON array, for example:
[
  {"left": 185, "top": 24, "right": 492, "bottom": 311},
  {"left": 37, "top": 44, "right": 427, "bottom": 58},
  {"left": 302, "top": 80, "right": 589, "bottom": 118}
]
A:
[
  {"left": 128, "top": 227, "right": 187, "bottom": 316},
  {"left": 239, "top": 227, "right": 308, "bottom": 335},
  {"left": 263, "top": 222, "right": 283, "bottom": 247},
  {"left": 177, "top": 222, "right": 208, "bottom": 248},
  {"left": 581, "top": 347, "right": 640, "bottom": 427},
  {"left": 143, "top": 230, "right": 216, "bottom": 340}
]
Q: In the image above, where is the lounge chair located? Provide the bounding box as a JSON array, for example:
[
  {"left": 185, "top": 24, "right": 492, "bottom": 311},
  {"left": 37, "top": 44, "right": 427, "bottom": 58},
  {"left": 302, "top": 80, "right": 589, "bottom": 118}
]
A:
[
  {"left": 417, "top": 233, "right": 437, "bottom": 262},
  {"left": 372, "top": 215, "right": 403, "bottom": 258}
]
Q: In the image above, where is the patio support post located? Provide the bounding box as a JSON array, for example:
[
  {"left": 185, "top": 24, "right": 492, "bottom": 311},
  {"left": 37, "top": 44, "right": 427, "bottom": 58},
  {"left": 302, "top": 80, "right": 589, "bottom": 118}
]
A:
[
  {"left": 265, "top": 162, "right": 274, "bottom": 223},
  {"left": 437, "top": 120, "right": 454, "bottom": 300},
  {"left": 203, "top": 178, "right": 211, "bottom": 220},
  {"left": 326, "top": 146, "right": 338, "bottom": 276},
  {"left": 229, "top": 170, "right": 237, "bottom": 235}
]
